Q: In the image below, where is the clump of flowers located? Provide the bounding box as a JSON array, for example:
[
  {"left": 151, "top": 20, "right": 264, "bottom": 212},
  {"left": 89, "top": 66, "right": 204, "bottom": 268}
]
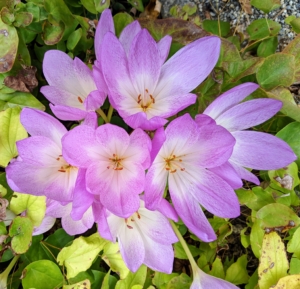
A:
[{"left": 5, "top": 8, "right": 296, "bottom": 288}]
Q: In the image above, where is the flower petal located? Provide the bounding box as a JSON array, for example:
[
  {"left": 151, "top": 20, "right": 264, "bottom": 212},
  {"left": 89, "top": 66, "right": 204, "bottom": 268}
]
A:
[
  {"left": 119, "top": 20, "right": 141, "bottom": 55},
  {"left": 154, "top": 36, "right": 221, "bottom": 100},
  {"left": 229, "top": 160, "right": 260, "bottom": 185},
  {"left": 157, "top": 35, "right": 172, "bottom": 66},
  {"left": 150, "top": 126, "right": 166, "bottom": 163},
  {"left": 231, "top": 131, "right": 297, "bottom": 170},
  {"left": 93, "top": 63, "right": 108, "bottom": 95},
  {"left": 50, "top": 104, "right": 88, "bottom": 121},
  {"left": 216, "top": 98, "right": 282, "bottom": 131},
  {"left": 195, "top": 114, "right": 216, "bottom": 126},
  {"left": 124, "top": 112, "right": 168, "bottom": 130},
  {"left": 94, "top": 203, "right": 113, "bottom": 241},
  {"left": 81, "top": 112, "right": 98, "bottom": 128},
  {"left": 21, "top": 108, "right": 67, "bottom": 147},
  {"left": 204, "top": 82, "right": 259, "bottom": 119},
  {"left": 84, "top": 90, "right": 106, "bottom": 111},
  {"left": 156, "top": 199, "right": 178, "bottom": 222},
  {"left": 95, "top": 8, "right": 115, "bottom": 59},
  {"left": 33, "top": 215, "right": 56, "bottom": 236}
]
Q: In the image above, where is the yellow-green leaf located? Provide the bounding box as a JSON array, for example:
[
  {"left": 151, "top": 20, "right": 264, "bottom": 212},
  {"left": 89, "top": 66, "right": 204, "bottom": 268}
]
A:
[
  {"left": 273, "top": 274, "right": 300, "bottom": 288},
  {"left": 57, "top": 233, "right": 108, "bottom": 279},
  {"left": 115, "top": 265, "right": 146, "bottom": 289},
  {"left": 10, "top": 193, "right": 46, "bottom": 227},
  {"left": 258, "top": 232, "right": 289, "bottom": 289},
  {"left": 63, "top": 279, "right": 91, "bottom": 289},
  {"left": 0, "top": 107, "right": 27, "bottom": 167}
]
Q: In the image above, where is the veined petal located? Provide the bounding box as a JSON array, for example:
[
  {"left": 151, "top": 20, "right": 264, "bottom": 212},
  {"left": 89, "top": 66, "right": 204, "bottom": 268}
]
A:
[
  {"left": 154, "top": 36, "right": 221, "bottom": 100},
  {"left": 204, "top": 82, "right": 259, "bottom": 119},
  {"left": 124, "top": 112, "right": 168, "bottom": 130},
  {"left": 128, "top": 29, "right": 161, "bottom": 94},
  {"left": 93, "top": 63, "right": 108, "bottom": 95},
  {"left": 33, "top": 215, "right": 56, "bottom": 236},
  {"left": 216, "top": 98, "right": 282, "bottom": 131},
  {"left": 229, "top": 160, "right": 260, "bottom": 185},
  {"left": 157, "top": 35, "right": 172, "bottom": 66},
  {"left": 94, "top": 202, "right": 113, "bottom": 241},
  {"left": 195, "top": 114, "right": 216, "bottom": 126},
  {"left": 62, "top": 125, "right": 101, "bottom": 167},
  {"left": 84, "top": 90, "right": 106, "bottom": 111},
  {"left": 95, "top": 8, "right": 115, "bottom": 59},
  {"left": 209, "top": 162, "right": 243, "bottom": 189},
  {"left": 231, "top": 131, "right": 297, "bottom": 170},
  {"left": 119, "top": 20, "right": 141, "bottom": 55},
  {"left": 21, "top": 108, "right": 67, "bottom": 147},
  {"left": 50, "top": 104, "right": 88, "bottom": 121},
  {"left": 150, "top": 127, "right": 166, "bottom": 163},
  {"left": 156, "top": 199, "right": 178, "bottom": 222}
]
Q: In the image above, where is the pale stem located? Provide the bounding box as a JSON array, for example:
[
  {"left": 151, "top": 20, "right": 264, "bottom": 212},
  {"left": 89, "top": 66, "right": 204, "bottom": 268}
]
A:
[
  {"left": 170, "top": 220, "right": 198, "bottom": 272},
  {"left": 0, "top": 255, "right": 20, "bottom": 288},
  {"left": 107, "top": 105, "right": 114, "bottom": 123},
  {"left": 96, "top": 108, "right": 109, "bottom": 123}
]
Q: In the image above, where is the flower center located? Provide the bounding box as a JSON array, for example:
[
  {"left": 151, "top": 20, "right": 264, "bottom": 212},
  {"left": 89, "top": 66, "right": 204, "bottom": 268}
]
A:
[
  {"left": 137, "top": 88, "right": 155, "bottom": 112},
  {"left": 56, "top": 155, "right": 76, "bottom": 173},
  {"left": 125, "top": 211, "right": 141, "bottom": 229},
  {"left": 164, "top": 154, "right": 186, "bottom": 173},
  {"left": 107, "top": 154, "right": 124, "bottom": 171}
]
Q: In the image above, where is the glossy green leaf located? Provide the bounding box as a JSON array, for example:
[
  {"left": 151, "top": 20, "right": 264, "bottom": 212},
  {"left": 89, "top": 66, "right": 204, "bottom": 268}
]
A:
[
  {"left": 81, "top": 0, "right": 97, "bottom": 14},
  {"left": 9, "top": 216, "right": 33, "bottom": 254},
  {"left": 113, "top": 13, "right": 134, "bottom": 37},
  {"left": 57, "top": 233, "right": 108, "bottom": 279},
  {"left": 257, "top": 54, "right": 295, "bottom": 90},
  {"left": 42, "top": 17, "right": 65, "bottom": 45},
  {"left": 128, "top": 0, "right": 144, "bottom": 12},
  {"left": 67, "top": 28, "right": 82, "bottom": 50},
  {"left": 166, "top": 273, "right": 191, "bottom": 289},
  {"left": 101, "top": 270, "right": 111, "bottom": 289},
  {"left": 209, "top": 257, "right": 225, "bottom": 279},
  {"left": 22, "top": 260, "right": 64, "bottom": 289},
  {"left": 250, "top": 219, "right": 265, "bottom": 258},
  {"left": 287, "top": 227, "right": 300, "bottom": 258},
  {"left": 92, "top": 270, "right": 118, "bottom": 289},
  {"left": 0, "top": 107, "right": 27, "bottom": 167},
  {"left": 289, "top": 257, "right": 300, "bottom": 274},
  {"left": 152, "top": 272, "right": 179, "bottom": 289},
  {"left": 285, "top": 15, "right": 296, "bottom": 24},
  {"left": 23, "top": 235, "right": 50, "bottom": 263},
  {"left": 225, "top": 255, "right": 249, "bottom": 285},
  {"left": 0, "top": 17, "right": 18, "bottom": 73},
  {"left": 202, "top": 20, "right": 230, "bottom": 37},
  {"left": 10, "top": 193, "right": 46, "bottom": 227},
  {"left": 115, "top": 265, "right": 146, "bottom": 289},
  {"left": 250, "top": 0, "right": 281, "bottom": 13},
  {"left": 247, "top": 19, "right": 280, "bottom": 40},
  {"left": 258, "top": 232, "right": 288, "bottom": 289},
  {"left": 291, "top": 18, "right": 300, "bottom": 33},
  {"left": 94, "top": 0, "right": 110, "bottom": 13},
  {"left": 257, "top": 37, "right": 278, "bottom": 57}
]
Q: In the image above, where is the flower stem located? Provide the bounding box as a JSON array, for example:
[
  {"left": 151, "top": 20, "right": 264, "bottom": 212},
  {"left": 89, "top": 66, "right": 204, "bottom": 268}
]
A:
[
  {"left": 170, "top": 220, "right": 198, "bottom": 271},
  {"left": 0, "top": 255, "right": 20, "bottom": 288},
  {"left": 107, "top": 105, "right": 114, "bottom": 123},
  {"left": 96, "top": 108, "right": 109, "bottom": 123}
]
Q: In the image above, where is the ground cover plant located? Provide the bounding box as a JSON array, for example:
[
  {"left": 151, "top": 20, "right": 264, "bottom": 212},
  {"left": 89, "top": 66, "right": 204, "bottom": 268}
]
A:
[{"left": 1, "top": 0, "right": 300, "bottom": 288}]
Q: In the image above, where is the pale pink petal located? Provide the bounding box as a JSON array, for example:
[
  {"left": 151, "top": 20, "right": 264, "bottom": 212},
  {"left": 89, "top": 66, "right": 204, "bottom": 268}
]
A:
[
  {"left": 231, "top": 131, "right": 297, "bottom": 170},
  {"left": 195, "top": 114, "right": 216, "bottom": 126},
  {"left": 50, "top": 104, "right": 88, "bottom": 121},
  {"left": 209, "top": 162, "right": 243, "bottom": 189},
  {"left": 216, "top": 98, "right": 282, "bottom": 131},
  {"left": 169, "top": 173, "right": 216, "bottom": 242},
  {"left": 154, "top": 36, "right": 221, "bottom": 100},
  {"left": 84, "top": 90, "right": 106, "bottom": 110},
  {"left": 128, "top": 29, "right": 161, "bottom": 94},
  {"left": 119, "top": 20, "right": 141, "bottom": 55},
  {"left": 157, "top": 35, "right": 172, "bottom": 66},
  {"left": 229, "top": 160, "right": 260, "bottom": 185},
  {"left": 150, "top": 126, "right": 166, "bottom": 163},
  {"left": 33, "top": 216, "right": 56, "bottom": 236},
  {"left": 93, "top": 63, "right": 108, "bottom": 95},
  {"left": 81, "top": 112, "right": 98, "bottom": 128},
  {"left": 204, "top": 82, "right": 259, "bottom": 119},
  {"left": 124, "top": 112, "right": 168, "bottom": 130},
  {"left": 156, "top": 199, "right": 178, "bottom": 222},
  {"left": 21, "top": 108, "right": 67, "bottom": 147},
  {"left": 95, "top": 8, "right": 115, "bottom": 59},
  {"left": 94, "top": 203, "right": 113, "bottom": 241},
  {"left": 62, "top": 125, "right": 101, "bottom": 167}
]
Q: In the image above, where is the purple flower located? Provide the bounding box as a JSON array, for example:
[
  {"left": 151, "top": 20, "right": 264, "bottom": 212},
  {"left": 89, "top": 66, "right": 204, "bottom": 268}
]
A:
[
  {"left": 144, "top": 114, "right": 240, "bottom": 242},
  {"left": 98, "top": 200, "right": 178, "bottom": 273},
  {"left": 197, "top": 82, "right": 297, "bottom": 185},
  {"left": 6, "top": 108, "right": 79, "bottom": 202},
  {"left": 191, "top": 267, "right": 239, "bottom": 289},
  {"left": 62, "top": 123, "right": 151, "bottom": 218},
  {"left": 99, "top": 25, "right": 221, "bottom": 130},
  {"left": 41, "top": 50, "right": 106, "bottom": 121}
]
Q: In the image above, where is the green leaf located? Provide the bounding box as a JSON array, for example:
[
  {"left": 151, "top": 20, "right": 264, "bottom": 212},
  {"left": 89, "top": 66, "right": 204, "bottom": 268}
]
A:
[
  {"left": 289, "top": 257, "right": 300, "bottom": 274},
  {"left": 113, "top": 13, "right": 134, "bottom": 37},
  {"left": 1, "top": 7, "right": 15, "bottom": 25},
  {"left": 250, "top": 219, "right": 265, "bottom": 258},
  {"left": 291, "top": 18, "right": 300, "bottom": 33},
  {"left": 209, "top": 257, "right": 225, "bottom": 279},
  {"left": 277, "top": 122, "right": 300, "bottom": 168},
  {"left": 0, "top": 107, "right": 27, "bottom": 167},
  {"left": 23, "top": 235, "right": 50, "bottom": 263},
  {"left": 22, "top": 260, "right": 64, "bottom": 289},
  {"left": 57, "top": 233, "right": 108, "bottom": 279},
  {"left": 94, "top": 0, "right": 110, "bottom": 13},
  {"left": 0, "top": 172, "right": 13, "bottom": 200},
  {"left": 128, "top": 0, "right": 144, "bottom": 12},
  {"left": 257, "top": 54, "right": 295, "bottom": 90},
  {"left": 258, "top": 232, "right": 288, "bottom": 289},
  {"left": 257, "top": 37, "right": 278, "bottom": 57},
  {"left": 240, "top": 227, "right": 250, "bottom": 249},
  {"left": 92, "top": 270, "right": 118, "bottom": 289},
  {"left": 174, "top": 242, "right": 199, "bottom": 259},
  {"left": 115, "top": 265, "right": 146, "bottom": 289},
  {"left": 250, "top": 0, "right": 281, "bottom": 13},
  {"left": 152, "top": 272, "right": 179, "bottom": 289},
  {"left": 225, "top": 255, "right": 249, "bottom": 285},
  {"left": 101, "top": 270, "right": 111, "bottom": 289},
  {"left": 247, "top": 19, "right": 280, "bottom": 40},
  {"left": 102, "top": 242, "right": 130, "bottom": 279},
  {"left": 285, "top": 15, "right": 296, "bottom": 24},
  {"left": 42, "top": 17, "right": 65, "bottom": 45},
  {"left": 67, "top": 28, "right": 82, "bottom": 50},
  {"left": 0, "top": 17, "right": 18, "bottom": 73},
  {"left": 64, "top": 279, "right": 91, "bottom": 289},
  {"left": 287, "top": 227, "right": 300, "bottom": 258},
  {"left": 166, "top": 273, "right": 191, "bottom": 289},
  {"left": 9, "top": 216, "right": 33, "bottom": 254},
  {"left": 80, "top": 0, "right": 97, "bottom": 14},
  {"left": 202, "top": 20, "right": 230, "bottom": 37},
  {"left": 10, "top": 193, "right": 46, "bottom": 227},
  {"left": 0, "top": 91, "right": 45, "bottom": 111},
  {"left": 14, "top": 12, "right": 33, "bottom": 27},
  {"left": 245, "top": 270, "right": 259, "bottom": 289}
]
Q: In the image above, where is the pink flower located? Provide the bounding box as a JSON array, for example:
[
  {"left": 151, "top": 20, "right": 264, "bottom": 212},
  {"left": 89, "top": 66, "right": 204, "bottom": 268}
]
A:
[
  {"left": 41, "top": 50, "right": 106, "bottom": 121},
  {"left": 62, "top": 123, "right": 151, "bottom": 218},
  {"left": 197, "top": 82, "right": 297, "bottom": 185},
  {"left": 144, "top": 114, "right": 239, "bottom": 242},
  {"left": 6, "top": 108, "right": 78, "bottom": 202},
  {"left": 98, "top": 200, "right": 178, "bottom": 273},
  {"left": 99, "top": 24, "right": 221, "bottom": 130}
]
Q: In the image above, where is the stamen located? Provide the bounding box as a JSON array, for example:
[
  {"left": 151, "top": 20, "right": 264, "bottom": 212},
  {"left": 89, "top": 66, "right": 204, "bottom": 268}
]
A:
[
  {"left": 170, "top": 169, "right": 177, "bottom": 173},
  {"left": 127, "top": 225, "right": 133, "bottom": 229},
  {"left": 137, "top": 94, "right": 141, "bottom": 104},
  {"left": 56, "top": 157, "right": 60, "bottom": 161},
  {"left": 114, "top": 167, "right": 123, "bottom": 171},
  {"left": 145, "top": 89, "right": 149, "bottom": 93},
  {"left": 136, "top": 212, "right": 141, "bottom": 219},
  {"left": 58, "top": 169, "right": 66, "bottom": 172},
  {"left": 150, "top": 94, "right": 155, "bottom": 104},
  {"left": 78, "top": 96, "right": 83, "bottom": 103}
]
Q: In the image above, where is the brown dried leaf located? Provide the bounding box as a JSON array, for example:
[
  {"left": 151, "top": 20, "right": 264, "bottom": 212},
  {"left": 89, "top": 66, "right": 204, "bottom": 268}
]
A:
[
  {"left": 139, "top": 0, "right": 161, "bottom": 19},
  {"left": 239, "top": 0, "right": 252, "bottom": 14},
  {"left": 4, "top": 66, "right": 38, "bottom": 92},
  {"left": 0, "top": 198, "right": 9, "bottom": 221}
]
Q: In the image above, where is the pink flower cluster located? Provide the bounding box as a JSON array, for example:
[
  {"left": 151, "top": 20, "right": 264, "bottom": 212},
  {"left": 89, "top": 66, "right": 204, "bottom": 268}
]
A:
[{"left": 6, "top": 8, "right": 296, "bottom": 287}]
